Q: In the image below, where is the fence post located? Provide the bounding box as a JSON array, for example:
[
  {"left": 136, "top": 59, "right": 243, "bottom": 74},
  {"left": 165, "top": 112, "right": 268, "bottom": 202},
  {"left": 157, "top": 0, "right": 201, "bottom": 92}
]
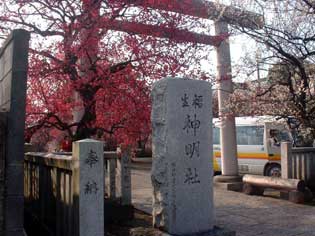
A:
[
  {"left": 108, "top": 157, "right": 116, "bottom": 199},
  {"left": 72, "top": 139, "right": 104, "bottom": 236},
  {"left": 117, "top": 148, "right": 131, "bottom": 205},
  {"left": 281, "top": 142, "right": 292, "bottom": 179}
]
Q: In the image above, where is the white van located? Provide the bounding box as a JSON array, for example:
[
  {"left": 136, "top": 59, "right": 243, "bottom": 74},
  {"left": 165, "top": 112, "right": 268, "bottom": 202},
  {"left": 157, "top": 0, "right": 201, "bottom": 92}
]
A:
[{"left": 213, "top": 116, "right": 293, "bottom": 177}]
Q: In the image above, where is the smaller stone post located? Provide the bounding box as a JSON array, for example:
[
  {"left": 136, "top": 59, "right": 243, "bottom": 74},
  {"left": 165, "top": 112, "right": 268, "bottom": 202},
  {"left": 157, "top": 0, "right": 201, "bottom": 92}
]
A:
[
  {"left": 117, "top": 148, "right": 132, "bottom": 205},
  {"left": 281, "top": 142, "right": 292, "bottom": 179},
  {"left": 72, "top": 139, "right": 104, "bottom": 236}
]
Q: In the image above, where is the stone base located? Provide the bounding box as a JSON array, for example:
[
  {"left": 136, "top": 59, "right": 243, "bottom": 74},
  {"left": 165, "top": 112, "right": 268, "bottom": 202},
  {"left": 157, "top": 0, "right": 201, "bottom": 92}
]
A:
[
  {"left": 24, "top": 208, "right": 53, "bottom": 235},
  {"left": 214, "top": 182, "right": 243, "bottom": 192},
  {"left": 213, "top": 175, "right": 242, "bottom": 183},
  {"left": 280, "top": 189, "right": 313, "bottom": 204},
  {"left": 243, "top": 183, "right": 264, "bottom": 196},
  {"left": 104, "top": 199, "right": 134, "bottom": 224},
  {"left": 214, "top": 175, "right": 243, "bottom": 192},
  {"left": 130, "top": 226, "right": 235, "bottom": 236},
  {"left": 279, "top": 191, "right": 289, "bottom": 200}
]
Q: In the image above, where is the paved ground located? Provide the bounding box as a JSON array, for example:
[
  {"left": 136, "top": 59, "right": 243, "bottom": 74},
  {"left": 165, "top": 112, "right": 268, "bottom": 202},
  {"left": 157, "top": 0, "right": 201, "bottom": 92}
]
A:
[{"left": 131, "top": 163, "right": 315, "bottom": 236}]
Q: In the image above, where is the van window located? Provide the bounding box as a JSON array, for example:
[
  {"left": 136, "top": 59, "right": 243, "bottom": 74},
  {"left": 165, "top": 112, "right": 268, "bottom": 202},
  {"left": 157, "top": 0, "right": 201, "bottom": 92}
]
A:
[
  {"left": 236, "top": 126, "right": 264, "bottom": 145},
  {"left": 213, "top": 127, "right": 220, "bottom": 144}
]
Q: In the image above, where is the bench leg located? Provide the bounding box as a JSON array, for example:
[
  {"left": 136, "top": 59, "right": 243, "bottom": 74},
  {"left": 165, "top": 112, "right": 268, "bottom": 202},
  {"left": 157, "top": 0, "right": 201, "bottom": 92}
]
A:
[{"left": 243, "top": 183, "right": 264, "bottom": 196}]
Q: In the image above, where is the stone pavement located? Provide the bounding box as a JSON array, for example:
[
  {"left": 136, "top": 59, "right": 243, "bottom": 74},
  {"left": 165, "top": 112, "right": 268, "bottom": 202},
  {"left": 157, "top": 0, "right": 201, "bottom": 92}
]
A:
[{"left": 131, "top": 167, "right": 315, "bottom": 236}]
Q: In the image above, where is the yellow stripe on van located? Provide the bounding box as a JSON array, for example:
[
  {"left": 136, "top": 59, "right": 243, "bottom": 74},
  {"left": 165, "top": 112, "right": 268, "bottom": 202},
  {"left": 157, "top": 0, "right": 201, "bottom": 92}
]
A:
[
  {"left": 269, "top": 155, "right": 281, "bottom": 161},
  {"left": 214, "top": 152, "right": 280, "bottom": 161},
  {"left": 213, "top": 157, "right": 220, "bottom": 171}
]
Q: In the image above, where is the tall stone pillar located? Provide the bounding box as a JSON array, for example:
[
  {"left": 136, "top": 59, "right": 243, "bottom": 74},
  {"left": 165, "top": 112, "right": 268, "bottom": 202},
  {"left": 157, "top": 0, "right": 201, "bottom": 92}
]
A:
[{"left": 214, "top": 21, "right": 240, "bottom": 181}]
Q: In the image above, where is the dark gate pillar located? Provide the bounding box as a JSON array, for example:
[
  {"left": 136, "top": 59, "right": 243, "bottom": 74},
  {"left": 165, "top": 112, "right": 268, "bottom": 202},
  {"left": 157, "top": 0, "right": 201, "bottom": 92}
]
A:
[
  {"left": 0, "top": 112, "right": 7, "bottom": 235},
  {"left": 0, "top": 29, "right": 30, "bottom": 235}
]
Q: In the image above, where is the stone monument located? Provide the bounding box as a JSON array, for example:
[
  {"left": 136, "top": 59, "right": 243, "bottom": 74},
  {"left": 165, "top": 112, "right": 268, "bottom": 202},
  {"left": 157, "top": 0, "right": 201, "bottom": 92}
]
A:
[{"left": 151, "top": 77, "right": 214, "bottom": 235}]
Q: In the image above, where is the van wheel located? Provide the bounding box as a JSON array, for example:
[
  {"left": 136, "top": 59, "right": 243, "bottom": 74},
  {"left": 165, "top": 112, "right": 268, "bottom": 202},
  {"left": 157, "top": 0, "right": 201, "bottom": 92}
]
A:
[{"left": 265, "top": 164, "right": 281, "bottom": 177}]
